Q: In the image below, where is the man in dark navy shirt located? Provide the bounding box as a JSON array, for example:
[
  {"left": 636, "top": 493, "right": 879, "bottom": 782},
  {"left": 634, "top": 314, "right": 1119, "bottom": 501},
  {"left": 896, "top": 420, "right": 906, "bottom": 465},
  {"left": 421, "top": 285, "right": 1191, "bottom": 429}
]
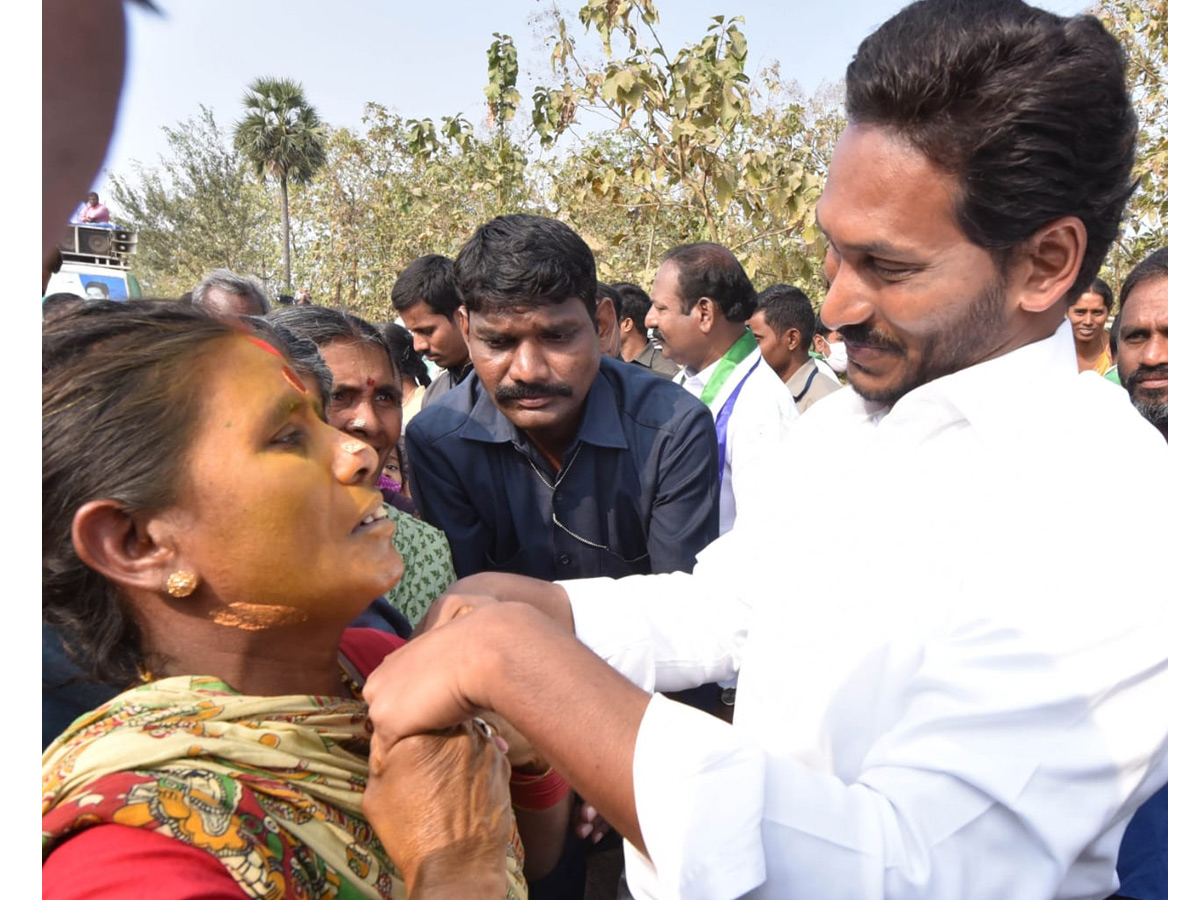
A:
[{"left": 406, "top": 214, "right": 720, "bottom": 583}]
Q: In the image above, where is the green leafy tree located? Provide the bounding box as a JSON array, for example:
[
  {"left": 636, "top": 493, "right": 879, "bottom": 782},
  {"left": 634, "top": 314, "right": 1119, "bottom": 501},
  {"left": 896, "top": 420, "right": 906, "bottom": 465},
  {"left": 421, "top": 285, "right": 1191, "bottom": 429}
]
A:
[
  {"left": 1091, "top": 0, "right": 1167, "bottom": 288},
  {"left": 529, "top": 0, "right": 837, "bottom": 292},
  {"left": 106, "top": 105, "right": 277, "bottom": 297},
  {"left": 234, "top": 77, "right": 327, "bottom": 291},
  {"left": 290, "top": 99, "right": 540, "bottom": 320}
]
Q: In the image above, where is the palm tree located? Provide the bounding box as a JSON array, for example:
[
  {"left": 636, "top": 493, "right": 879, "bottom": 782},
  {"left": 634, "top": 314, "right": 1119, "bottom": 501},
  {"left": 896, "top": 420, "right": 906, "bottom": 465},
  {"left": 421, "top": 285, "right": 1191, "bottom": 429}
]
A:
[{"left": 234, "top": 77, "right": 326, "bottom": 291}]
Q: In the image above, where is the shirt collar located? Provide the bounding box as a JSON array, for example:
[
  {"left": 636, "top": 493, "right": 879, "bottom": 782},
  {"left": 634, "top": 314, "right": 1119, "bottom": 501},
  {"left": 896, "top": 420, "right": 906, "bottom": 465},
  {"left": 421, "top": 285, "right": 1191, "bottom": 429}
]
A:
[
  {"left": 633, "top": 342, "right": 657, "bottom": 366},
  {"left": 844, "top": 319, "right": 1078, "bottom": 431},
  {"left": 455, "top": 363, "right": 630, "bottom": 451}
]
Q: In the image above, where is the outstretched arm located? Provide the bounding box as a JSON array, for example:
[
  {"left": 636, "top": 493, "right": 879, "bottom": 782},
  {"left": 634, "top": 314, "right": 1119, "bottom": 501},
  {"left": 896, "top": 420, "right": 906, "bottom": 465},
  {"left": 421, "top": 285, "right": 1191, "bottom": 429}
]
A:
[{"left": 365, "top": 601, "right": 651, "bottom": 853}]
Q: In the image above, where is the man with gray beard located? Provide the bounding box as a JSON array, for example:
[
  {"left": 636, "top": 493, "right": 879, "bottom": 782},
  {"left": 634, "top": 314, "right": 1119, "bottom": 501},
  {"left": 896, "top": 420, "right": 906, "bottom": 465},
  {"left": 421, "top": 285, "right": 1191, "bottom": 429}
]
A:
[{"left": 1115, "top": 248, "right": 1168, "bottom": 440}]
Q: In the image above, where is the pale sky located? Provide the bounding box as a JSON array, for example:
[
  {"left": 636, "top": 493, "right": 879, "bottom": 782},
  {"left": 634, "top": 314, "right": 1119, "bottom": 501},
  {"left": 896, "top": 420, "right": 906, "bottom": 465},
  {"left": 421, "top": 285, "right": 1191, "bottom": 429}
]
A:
[{"left": 100, "top": 0, "right": 1093, "bottom": 190}]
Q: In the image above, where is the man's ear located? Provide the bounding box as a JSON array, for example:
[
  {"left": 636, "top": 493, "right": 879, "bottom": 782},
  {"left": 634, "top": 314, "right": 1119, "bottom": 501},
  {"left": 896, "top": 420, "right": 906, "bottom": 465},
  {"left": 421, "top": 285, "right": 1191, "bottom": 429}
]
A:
[
  {"left": 1012, "top": 216, "right": 1087, "bottom": 314},
  {"left": 696, "top": 297, "right": 716, "bottom": 333},
  {"left": 72, "top": 500, "right": 179, "bottom": 596},
  {"left": 595, "top": 296, "right": 618, "bottom": 353},
  {"left": 784, "top": 327, "right": 802, "bottom": 352},
  {"left": 619, "top": 316, "right": 635, "bottom": 336},
  {"left": 456, "top": 305, "right": 470, "bottom": 344}
]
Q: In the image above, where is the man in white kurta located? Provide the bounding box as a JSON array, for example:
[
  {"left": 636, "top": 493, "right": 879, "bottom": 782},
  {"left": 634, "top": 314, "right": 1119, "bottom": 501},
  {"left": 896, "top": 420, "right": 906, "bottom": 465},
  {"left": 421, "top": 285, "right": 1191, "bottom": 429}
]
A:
[
  {"left": 647, "top": 244, "right": 799, "bottom": 534},
  {"left": 362, "top": 3, "right": 1168, "bottom": 898},
  {"left": 566, "top": 318, "right": 1167, "bottom": 899}
]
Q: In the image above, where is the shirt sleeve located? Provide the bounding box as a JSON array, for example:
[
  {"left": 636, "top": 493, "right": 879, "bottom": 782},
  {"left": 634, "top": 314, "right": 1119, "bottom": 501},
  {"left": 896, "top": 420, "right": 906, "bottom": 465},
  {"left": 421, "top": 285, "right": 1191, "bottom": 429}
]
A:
[
  {"left": 645, "top": 403, "right": 721, "bottom": 574},
  {"left": 43, "top": 825, "right": 244, "bottom": 900},
  {"left": 564, "top": 527, "right": 756, "bottom": 693},
  {"left": 622, "top": 603, "right": 1166, "bottom": 900},
  {"left": 405, "top": 421, "right": 492, "bottom": 578}
]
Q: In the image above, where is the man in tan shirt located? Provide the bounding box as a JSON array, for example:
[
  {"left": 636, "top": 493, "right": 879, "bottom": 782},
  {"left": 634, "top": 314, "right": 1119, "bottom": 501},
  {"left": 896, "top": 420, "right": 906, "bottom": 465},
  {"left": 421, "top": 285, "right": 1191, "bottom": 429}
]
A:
[{"left": 748, "top": 283, "right": 842, "bottom": 414}]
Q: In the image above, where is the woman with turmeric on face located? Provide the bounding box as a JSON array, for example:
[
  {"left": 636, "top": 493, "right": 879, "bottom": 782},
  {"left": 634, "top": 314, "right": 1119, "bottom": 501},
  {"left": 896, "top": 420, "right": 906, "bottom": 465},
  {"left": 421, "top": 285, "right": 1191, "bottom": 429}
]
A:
[{"left": 41, "top": 302, "right": 532, "bottom": 900}]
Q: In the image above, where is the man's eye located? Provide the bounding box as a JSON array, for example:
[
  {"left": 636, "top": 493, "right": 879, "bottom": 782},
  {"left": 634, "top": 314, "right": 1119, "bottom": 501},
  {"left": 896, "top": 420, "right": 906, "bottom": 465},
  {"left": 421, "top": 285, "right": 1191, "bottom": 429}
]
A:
[{"left": 870, "top": 259, "right": 914, "bottom": 278}]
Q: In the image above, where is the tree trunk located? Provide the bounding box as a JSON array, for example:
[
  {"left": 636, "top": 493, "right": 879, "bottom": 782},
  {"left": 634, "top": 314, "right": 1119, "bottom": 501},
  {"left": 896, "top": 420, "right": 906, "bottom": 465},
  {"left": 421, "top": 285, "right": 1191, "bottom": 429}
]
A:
[{"left": 281, "top": 176, "right": 291, "bottom": 292}]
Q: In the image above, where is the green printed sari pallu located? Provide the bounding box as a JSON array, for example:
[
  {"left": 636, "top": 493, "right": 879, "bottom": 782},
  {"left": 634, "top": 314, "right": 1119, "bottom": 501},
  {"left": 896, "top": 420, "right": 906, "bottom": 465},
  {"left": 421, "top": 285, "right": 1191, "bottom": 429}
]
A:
[{"left": 42, "top": 676, "right": 527, "bottom": 900}]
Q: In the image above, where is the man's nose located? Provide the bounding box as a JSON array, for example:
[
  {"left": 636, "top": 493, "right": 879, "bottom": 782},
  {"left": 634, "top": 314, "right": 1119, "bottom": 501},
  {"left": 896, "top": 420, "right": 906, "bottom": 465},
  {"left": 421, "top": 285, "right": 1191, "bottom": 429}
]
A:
[
  {"left": 509, "top": 340, "right": 551, "bottom": 383},
  {"left": 819, "top": 259, "right": 871, "bottom": 331},
  {"left": 645, "top": 307, "right": 658, "bottom": 329},
  {"left": 413, "top": 333, "right": 430, "bottom": 354},
  {"left": 1143, "top": 333, "right": 1168, "bottom": 367}
]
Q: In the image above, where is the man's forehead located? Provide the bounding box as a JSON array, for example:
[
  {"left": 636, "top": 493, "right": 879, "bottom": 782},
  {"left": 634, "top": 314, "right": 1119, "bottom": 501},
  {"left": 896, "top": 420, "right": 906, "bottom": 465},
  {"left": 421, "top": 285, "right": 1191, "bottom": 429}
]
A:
[
  {"left": 471, "top": 299, "right": 591, "bottom": 331},
  {"left": 1123, "top": 277, "right": 1169, "bottom": 320},
  {"left": 650, "top": 262, "right": 682, "bottom": 299},
  {"left": 404, "top": 300, "right": 442, "bottom": 323},
  {"left": 817, "top": 124, "right": 962, "bottom": 250}
]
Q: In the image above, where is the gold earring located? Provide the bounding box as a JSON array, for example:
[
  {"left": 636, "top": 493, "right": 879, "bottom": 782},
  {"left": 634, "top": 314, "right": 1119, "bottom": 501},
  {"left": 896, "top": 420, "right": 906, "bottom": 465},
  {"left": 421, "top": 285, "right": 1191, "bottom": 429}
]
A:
[{"left": 166, "top": 571, "right": 198, "bottom": 598}]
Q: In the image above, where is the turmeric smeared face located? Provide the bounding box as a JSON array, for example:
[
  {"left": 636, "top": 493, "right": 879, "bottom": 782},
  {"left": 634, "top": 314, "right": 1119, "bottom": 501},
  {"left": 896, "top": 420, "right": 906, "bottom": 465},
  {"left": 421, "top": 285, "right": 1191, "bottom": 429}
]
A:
[{"left": 157, "top": 337, "right": 405, "bottom": 624}]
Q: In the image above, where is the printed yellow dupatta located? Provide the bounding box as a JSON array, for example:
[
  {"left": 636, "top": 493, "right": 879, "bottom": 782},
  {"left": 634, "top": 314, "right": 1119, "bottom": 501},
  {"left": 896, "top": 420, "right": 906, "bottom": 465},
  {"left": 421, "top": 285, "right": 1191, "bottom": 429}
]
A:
[{"left": 42, "top": 676, "right": 527, "bottom": 900}]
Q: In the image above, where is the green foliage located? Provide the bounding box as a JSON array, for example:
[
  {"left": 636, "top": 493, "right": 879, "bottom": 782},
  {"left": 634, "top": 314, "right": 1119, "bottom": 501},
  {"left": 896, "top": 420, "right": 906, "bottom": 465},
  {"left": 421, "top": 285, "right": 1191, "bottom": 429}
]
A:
[
  {"left": 234, "top": 77, "right": 328, "bottom": 290},
  {"left": 532, "top": 1, "right": 838, "bottom": 295},
  {"left": 287, "top": 103, "right": 540, "bottom": 320},
  {"left": 107, "top": 105, "right": 278, "bottom": 298},
  {"left": 234, "top": 77, "right": 328, "bottom": 185},
  {"left": 1091, "top": 0, "right": 1167, "bottom": 289},
  {"left": 110, "top": 0, "right": 1165, "bottom": 320},
  {"left": 485, "top": 34, "right": 522, "bottom": 126}
]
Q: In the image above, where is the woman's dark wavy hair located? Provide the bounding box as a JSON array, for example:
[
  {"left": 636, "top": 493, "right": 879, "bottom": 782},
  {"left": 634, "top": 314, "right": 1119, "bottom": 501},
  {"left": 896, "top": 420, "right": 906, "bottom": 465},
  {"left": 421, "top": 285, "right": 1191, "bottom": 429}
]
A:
[
  {"left": 845, "top": 0, "right": 1137, "bottom": 302},
  {"left": 43, "top": 301, "right": 239, "bottom": 685}
]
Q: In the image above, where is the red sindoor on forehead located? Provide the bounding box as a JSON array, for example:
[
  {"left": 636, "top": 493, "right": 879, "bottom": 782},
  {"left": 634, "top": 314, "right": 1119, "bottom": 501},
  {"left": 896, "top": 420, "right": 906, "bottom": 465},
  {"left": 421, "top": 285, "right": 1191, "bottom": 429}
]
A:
[
  {"left": 281, "top": 365, "right": 308, "bottom": 395},
  {"left": 246, "top": 336, "right": 283, "bottom": 359},
  {"left": 244, "top": 336, "right": 308, "bottom": 394},
  {"left": 366, "top": 377, "right": 376, "bottom": 387}
]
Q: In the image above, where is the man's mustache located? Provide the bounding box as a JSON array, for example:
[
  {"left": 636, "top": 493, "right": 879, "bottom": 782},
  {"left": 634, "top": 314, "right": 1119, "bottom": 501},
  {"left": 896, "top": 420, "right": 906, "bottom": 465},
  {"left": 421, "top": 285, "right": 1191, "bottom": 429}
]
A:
[
  {"left": 494, "top": 382, "right": 573, "bottom": 402},
  {"left": 1129, "top": 364, "right": 1168, "bottom": 386},
  {"left": 838, "top": 323, "right": 904, "bottom": 352}
]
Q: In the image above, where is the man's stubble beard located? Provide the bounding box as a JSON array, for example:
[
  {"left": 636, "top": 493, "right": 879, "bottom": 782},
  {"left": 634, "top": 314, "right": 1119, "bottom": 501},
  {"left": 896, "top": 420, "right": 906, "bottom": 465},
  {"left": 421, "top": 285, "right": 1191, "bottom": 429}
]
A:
[{"left": 847, "top": 275, "right": 1009, "bottom": 407}]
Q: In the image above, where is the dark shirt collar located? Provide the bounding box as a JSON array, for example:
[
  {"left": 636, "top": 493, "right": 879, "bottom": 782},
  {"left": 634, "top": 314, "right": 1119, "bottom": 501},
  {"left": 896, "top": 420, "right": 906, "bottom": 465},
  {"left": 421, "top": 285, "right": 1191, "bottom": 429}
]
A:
[
  {"left": 446, "top": 361, "right": 474, "bottom": 386},
  {"left": 456, "top": 360, "right": 630, "bottom": 453}
]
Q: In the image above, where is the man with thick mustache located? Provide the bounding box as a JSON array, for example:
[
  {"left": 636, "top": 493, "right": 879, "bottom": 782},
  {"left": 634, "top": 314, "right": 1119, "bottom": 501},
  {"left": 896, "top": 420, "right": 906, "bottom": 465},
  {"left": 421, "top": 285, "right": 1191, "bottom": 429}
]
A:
[
  {"left": 1115, "top": 247, "right": 1168, "bottom": 441},
  {"left": 368, "top": 3, "right": 1168, "bottom": 899},
  {"left": 405, "top": 214, "right": 720, "bottom": 583}
]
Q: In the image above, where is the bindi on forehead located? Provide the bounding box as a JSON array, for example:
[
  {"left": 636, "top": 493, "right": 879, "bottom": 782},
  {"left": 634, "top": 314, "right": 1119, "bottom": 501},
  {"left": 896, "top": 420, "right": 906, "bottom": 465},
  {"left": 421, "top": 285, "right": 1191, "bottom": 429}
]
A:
[{"left": 366, "top": 377, "right": 376, "bottom": 387}]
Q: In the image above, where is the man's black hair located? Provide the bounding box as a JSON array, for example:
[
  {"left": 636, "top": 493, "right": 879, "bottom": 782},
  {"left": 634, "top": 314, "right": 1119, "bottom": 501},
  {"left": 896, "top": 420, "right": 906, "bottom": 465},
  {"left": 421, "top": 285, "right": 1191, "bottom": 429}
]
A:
[
  {"left": 611, "top": 282, "right": 652, "bottom": 338},
  {"left": 1118, "top": 248, "right": 1168, "bottom": 310},
  {"left": 453, "top": 215, "right": 597, "bottom": 319},
  {"left": 756, "top": 284, "right": 818, "bottom": 353},
  {"left": 844, "top": 0, "right": 1137, "bottom": 302},
  {"left": 661, "top": 243, "right": 756, "bottom": 322},
  {"left": 390, "top": 254, "right": 463, "bottom": 321}
]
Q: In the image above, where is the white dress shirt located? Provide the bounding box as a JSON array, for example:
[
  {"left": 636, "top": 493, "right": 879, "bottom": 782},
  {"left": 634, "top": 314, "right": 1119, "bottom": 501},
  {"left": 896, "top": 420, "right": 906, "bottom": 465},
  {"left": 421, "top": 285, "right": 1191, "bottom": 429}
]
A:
[
  {"left": 566, "top": 320, "right": 1168, "bottom": 900},
  {"left": 678, "top": 345, "right": 799, "bottom": 534}
]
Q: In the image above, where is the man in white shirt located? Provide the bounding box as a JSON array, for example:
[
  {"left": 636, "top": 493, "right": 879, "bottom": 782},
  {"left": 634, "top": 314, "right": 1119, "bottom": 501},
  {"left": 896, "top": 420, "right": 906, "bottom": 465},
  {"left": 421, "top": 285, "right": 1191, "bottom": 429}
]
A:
[
  {"left": 647, "top": 243, "right": 798, "bottom": 534},
  {"left": 363, "top": 2, "right": 1168, "bottom": 899}
]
